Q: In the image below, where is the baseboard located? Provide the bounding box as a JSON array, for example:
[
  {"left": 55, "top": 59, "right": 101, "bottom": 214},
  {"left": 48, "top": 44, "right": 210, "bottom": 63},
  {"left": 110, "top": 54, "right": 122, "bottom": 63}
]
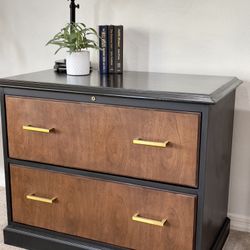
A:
[{"left": 228, "top": 213, "right": 250, "bottom": 232}]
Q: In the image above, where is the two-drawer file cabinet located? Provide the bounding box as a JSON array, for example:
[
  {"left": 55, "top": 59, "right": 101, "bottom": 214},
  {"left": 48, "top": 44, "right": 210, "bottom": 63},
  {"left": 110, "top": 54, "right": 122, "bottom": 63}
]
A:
[{"left": 0, "top": 70, "right": 241, "bottom": 250}]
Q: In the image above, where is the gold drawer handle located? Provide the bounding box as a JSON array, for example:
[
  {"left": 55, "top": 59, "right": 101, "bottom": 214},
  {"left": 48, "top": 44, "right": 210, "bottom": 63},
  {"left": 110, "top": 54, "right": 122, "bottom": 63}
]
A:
[
  {"left": 132, "top": 212, "right": 167, "bottom": 227},
  {"left": 133, "top": 138, "right": 169, "bottom": 148},
  {"left": 26, "top": 193, "right": 57, "bottom": 204},
  {"left": 23, "top": 125, "right": 54, "bottom": 133}
]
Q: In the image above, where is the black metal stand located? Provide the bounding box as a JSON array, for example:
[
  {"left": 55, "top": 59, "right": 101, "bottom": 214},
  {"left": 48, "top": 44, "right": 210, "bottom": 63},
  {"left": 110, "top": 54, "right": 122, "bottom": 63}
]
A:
[
  {"left": 69, "top": 0, "right": 80, "bottom": 23},
  {"left": 54, "top": 1, "right": 80, "bottom": 73}
]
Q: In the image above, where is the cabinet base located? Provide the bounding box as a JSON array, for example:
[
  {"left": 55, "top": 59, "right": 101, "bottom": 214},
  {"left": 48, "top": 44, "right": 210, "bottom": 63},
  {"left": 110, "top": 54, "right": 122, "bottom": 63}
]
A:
[
  {"left": 211, "top": 217, "right": 230, "bottom": 250},
  {"left": 4, "top": 219, "right": 230, "bottom": 250},
  {"left": 4, "top": 224, "right": 124, "bottom": 250}
]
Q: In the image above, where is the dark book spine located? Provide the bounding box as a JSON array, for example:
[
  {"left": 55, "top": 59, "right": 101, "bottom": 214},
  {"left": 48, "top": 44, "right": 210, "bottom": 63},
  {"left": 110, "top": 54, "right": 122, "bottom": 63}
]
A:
[
  {"left": 108, "top": 25, "right": 115, "bottom": 74},
  {"left": 99, "top": 25, "right": 108, "bottom": 74},
  {"left": 114, "top": 26, "right": 123, "bottom": 74}
]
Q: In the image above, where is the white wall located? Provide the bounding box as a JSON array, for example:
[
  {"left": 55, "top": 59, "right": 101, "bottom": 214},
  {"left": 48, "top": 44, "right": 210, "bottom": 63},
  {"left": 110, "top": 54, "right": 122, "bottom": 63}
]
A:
[{"left": 1, "top": 0, "right": 250, "bottom": 230}]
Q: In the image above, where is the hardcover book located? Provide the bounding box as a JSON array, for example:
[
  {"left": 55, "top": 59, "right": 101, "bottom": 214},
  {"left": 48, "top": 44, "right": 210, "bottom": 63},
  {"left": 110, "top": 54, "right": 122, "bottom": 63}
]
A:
[
  {"left": 114, "top": 26, "right": 123, "bottom": 74},
  {"left": 108, "top": 25, "right": 115, "bottom": 73},
  {"left": 99, "top": 25, "right": 109, "bottom": 74}
]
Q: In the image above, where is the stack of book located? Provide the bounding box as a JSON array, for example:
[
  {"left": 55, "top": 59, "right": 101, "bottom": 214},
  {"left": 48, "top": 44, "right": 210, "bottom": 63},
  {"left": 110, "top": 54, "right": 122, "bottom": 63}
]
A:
[
  {"left": 54, "top": 59, "right": 66, "bottom": 73},
  {"left": 99, "top": 25, "right": 123, "bottom": 74}
]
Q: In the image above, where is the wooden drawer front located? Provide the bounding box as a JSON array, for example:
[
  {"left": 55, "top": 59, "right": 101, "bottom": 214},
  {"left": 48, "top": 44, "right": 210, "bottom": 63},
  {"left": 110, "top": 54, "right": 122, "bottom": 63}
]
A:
[
  {"left": 6, "top": 96, "right": 200, "bottom": 187},
  {"left": 10, "top": 165, "right": 196, "bottom": 250}
]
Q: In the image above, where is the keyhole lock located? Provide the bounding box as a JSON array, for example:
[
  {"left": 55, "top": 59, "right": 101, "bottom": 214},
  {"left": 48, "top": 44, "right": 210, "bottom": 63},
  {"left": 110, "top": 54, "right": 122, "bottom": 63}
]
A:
[{"left": 91, "top": 96, "right": 96, "bottom": 102}]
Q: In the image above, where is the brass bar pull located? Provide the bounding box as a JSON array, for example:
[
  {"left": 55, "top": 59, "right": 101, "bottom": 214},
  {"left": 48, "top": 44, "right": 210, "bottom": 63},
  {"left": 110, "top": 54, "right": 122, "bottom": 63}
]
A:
[
  {"left": 133, "top": 138, "right": 169, "bottom": 148},
  {"left": 132, "top": 212, "right": 167, "bottom": 227},
  {"left": 23, "top": 125, "right": 54, "bottom": 133},
  {"left": 26, "top": 193, "right": 57, "bottom": 204}
]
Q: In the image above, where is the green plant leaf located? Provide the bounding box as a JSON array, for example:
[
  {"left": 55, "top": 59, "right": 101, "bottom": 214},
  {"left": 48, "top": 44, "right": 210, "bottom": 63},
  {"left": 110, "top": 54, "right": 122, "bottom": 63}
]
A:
[
  {"left": 46, "top": 22, "right": 100, "bottom": 54},
  {"left": 54, "top": 47, "right": 63, "bottom": 55}
]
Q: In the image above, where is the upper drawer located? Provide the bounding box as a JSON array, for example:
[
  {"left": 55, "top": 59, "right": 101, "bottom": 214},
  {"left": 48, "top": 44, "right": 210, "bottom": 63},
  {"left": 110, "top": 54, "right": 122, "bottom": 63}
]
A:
[{"left": 6, "top": 96, "right": 200, "bottom": 187}]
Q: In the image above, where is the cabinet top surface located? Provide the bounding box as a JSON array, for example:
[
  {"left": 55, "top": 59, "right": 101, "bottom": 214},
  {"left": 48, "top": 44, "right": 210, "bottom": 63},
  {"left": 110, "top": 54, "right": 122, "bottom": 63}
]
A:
[{"left": 0, "top": 69, "right": 242, "bottom": 103}]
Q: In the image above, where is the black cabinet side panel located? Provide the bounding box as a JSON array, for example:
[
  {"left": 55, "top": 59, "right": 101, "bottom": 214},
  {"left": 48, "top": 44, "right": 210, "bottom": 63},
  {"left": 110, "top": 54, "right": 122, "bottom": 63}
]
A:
[{"left": 201, "top": 91, "right": 235, "bottom": 249}]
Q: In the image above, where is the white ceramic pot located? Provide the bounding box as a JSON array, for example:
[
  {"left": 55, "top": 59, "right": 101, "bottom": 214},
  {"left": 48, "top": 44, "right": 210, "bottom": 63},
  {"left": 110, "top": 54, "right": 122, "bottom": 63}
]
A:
[{"left": 66, "top": 51, "right": 90, "bottom": 76}]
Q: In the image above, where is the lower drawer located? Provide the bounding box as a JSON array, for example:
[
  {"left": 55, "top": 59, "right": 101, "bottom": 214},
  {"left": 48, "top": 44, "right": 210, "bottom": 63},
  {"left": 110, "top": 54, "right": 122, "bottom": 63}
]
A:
[{"left": 10, "top": 164, "right": 197, "bottom": 250}]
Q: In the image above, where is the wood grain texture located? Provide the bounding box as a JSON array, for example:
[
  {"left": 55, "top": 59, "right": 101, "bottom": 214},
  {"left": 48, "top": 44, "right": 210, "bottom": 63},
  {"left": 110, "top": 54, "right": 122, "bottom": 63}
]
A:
[
  {"left": 10, "top": 164, "right": 197, "bottom": 250},
  {"left": 6, "top": 96, "right": 200, "bottom": 187}
]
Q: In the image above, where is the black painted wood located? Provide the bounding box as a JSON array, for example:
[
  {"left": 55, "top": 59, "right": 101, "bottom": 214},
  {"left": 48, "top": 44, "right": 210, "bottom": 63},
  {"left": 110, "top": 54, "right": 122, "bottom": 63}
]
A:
[
  {"left": 3, "top": 219, "right": 230, "bottom": 250},
  {"left": 0, "top": 69, "right": 242, "bottom": 250},
  {"left": 194, "top": 104, "right": 209, "bottom": 249},
  {"left": 3, "top": 87, "right": 208, "bottom": 113},
  {"left": 4, "top": 225, "right": 127, "bottom": 250},
  {"left": 211, "top": 218, "right": 231, "bottom": 250},
  {"left": 0, "top": 69, "right": 242, "bottom": 103},
  {"left": 0, "top": 88, "right": 12, "bottom": 223},
  {"left": 201, "top": 91, "right": 236, "bottom": 250}
]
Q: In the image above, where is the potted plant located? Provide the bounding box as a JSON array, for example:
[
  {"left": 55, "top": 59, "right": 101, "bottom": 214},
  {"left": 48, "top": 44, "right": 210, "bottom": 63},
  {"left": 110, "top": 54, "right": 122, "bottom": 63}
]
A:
[{"left": 47, "top": 23, "right": 99, "bottom": 76}]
